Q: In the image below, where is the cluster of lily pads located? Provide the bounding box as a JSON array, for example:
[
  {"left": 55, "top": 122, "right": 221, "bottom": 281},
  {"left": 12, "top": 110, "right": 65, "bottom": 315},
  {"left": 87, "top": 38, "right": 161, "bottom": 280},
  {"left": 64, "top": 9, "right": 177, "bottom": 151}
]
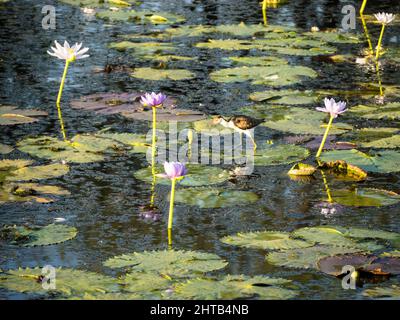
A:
[{"left": 1, "top": 0, "right": 400, "bottom": 299}]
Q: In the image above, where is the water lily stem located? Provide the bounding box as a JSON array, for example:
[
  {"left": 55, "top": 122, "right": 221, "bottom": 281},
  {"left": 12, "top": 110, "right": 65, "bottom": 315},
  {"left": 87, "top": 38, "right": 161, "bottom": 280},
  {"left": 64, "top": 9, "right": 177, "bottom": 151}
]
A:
[
  {"left": 375, "top": 61, "right": 384, "bottom": 96},
  {"left": 360, "top": 0, "right": 367, "bottom": 15},
  {"left": 262, "top": 0, "right": 267, "bottom": 26},
  {"left": 152, "top": 106, "right": 157, "bottom": 162},
  {"left": 316, "top": 116, "right": 334, "bottom": 158},
  {"left": 56, "top": 60, "right": 70, "bottom": 142},
  {"left": 168, "top": 178, "right": 177, "bottom": 230},
  {"left": 376, "top": 24, "right": 385, "bottom": 60},
  {"left": 360, "top": 13, "right": 373, "bottom": 54}
]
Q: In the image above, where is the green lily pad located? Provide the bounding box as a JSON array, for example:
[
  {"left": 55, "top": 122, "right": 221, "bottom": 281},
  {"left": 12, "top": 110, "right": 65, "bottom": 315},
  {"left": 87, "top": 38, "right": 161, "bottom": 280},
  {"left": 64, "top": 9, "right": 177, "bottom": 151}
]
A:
[
  {"left": 131, "top": 67, "right": 195, "bottom": 81},
  {"left": 192, "top": 118, "right": 235, "bottom": 135},
  {"left": 260, "top": 107, "right": 352, "bottom": 135},
  {"left": 349, "top": 103, "right": 400, "bottom": 120},
  {"left": 97, "top": 9, "right": 185, "bottom": 24},
  {"left": 343, "top": 128, "right": 400, "bottom": 149},
  {"left": 174, "top": 187, "right": 259, "bottom": 208},
  {"left": 249, "top": 89, "right": 319, "bottom": 105},
  {"left": 266, "top": 245, "right": 364, "bottom": 269},
  {"left": 0, "top": 105, "right": 47, "bottom": 126},
  {"left": 103, "top": 250, "right": 228, "bottom": 276},
  {"left": 0, "top": 159, "right": 33, "bottom": 170},
  {"left": 227, "top": 56, "right": 288, "bottom": 66},
  {"left": 210, "top": 65, "right": 317, "bottom": 86},
  {"left": 0, "top": 143, "right": 13, "bottom": 154},
  {"left": 1, "top": 224, "right": 77, "bottom": 247},
  {"left": 173, "top": 275, "right": 297, "bottom": 300},
  {"left": 214, "top": 22, "right": 294, "bottom": 37},
  {"left": 330, "top": 188, "right": 400, "bottom": 207},
  {"left": 221, "top": 231, "right": 314, "bottom": 250},
  {"left": 68, "top": 292, "right": 145, "bottom": 300},
  {"left": 5, "top": 163, "right": 69, "bottom": 181},
  {"left": 319, "top": 149, "right": 400, "bottom": 173},
  {"left": 60, "top": 0, "right": 137, "bottom": 8},
  {"left": 363, "top": 285, "right": 400, "bottom": 299},
  {"left": 253, "top": 144, "right": 310, "bottom": 166},
  {"left": 0, "top": 267, "right": 118, "bottom": 295},
  {"left": 94, "top": 132, "right": 150, "bottom": 154},
  {"left": 143, "top": 54, "right": 194, "bottom": 62},
  {"left": 0, "top": 183, "right": 70, "bottom": 204},
  {"left": 17, "top": 134, "right": 126, "bottom": 163},
  {"left": 288, "top": 163, "right": 316, "bottom": 176},
  {"left": 327, "top": 226, "right": 400, "bottom": 244},
  {"left": 109, "top": 41, "right": 176, "bottom": 55},
  {"left": 119, "top": 272, "right": 172, "bottom": 294},
  {"left": 303, "top": 31, "right": 361, "bottom": 44},
  {"left": 292, "top": 226, "right": 384, "bottom": 251},
  {"left": 134, "top": 165, "right": 230, "bottom": 187}
]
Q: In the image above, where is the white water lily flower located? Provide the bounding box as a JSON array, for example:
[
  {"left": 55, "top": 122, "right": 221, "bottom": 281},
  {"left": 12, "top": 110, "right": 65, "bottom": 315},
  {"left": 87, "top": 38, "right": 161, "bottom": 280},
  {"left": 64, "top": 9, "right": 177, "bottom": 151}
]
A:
[
  {"left": 47, "top": 40, "right": 89, "bottom": 61},
  {"left": 374, "top": 12, "right": 396, "bottom": 25}
]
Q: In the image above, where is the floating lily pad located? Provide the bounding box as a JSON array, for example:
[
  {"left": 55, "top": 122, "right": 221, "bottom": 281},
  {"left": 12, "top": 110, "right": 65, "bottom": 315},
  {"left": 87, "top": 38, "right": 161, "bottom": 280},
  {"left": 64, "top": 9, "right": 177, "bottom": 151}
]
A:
[
  {"left": 94, "top": 132, "right": 150, "bottom": 153},
  {"left": 363, "top": 285, "right": 400, "bottom": 299},
  {"left": 266, "top": 245, "right": 364, "bottom": 269},
  {"left": 249, "top": 89, "right": 318, "bottom": 105},
  {"left": 0, "top": 183, "right": 69, "bottom": 204},
  {"left": 227, "top": 56, "right": 288, "bottom": 67},
  {"left": 214, "top": 22, "right": 294, "bottom": 37},
  {"left": 109, "top": 41, "right": 176, "bottom": 55},
  {"left": 134, "top": 165, "right": 230, "bottom": 187},
  {"left": 60, "top": 0, "right": 137, "bottom": 8},
  {"left": 303, "top": 31, "right": 361, "bottom": 44},
  {"left": 0, "top": 159, "right": 33, "bottom": 171},
  {"left": 349, "top": 103, "right": 400, "bottom": 120},
  {"left": 221, "top": 231, "right": 314, "bottom": 250},
  {"left": 252, "top": 144, "right": 310, "bottom": 166},
  {"left": 261, "top": 107, "right": 352, "bottom": 135},
  {"left": 0, "top": 105, "right": 47, "bottom": 126},
  {"left": 0, "top": 143, "right": 12, "bottom": 154},
  {"left": 0, "top": 267, "right": 118, "bottom": 295},
  {"left": 97, "top": 9, "right": 185, "bottom": 24},
  {"left": 5, "top": 163, "right": 69, "bottom": 182},
  {"left": 122, "top": 107, "right": 205, "bottom": 122},
  {"left": 330, "top": 188, "right": 400, "bottom": 207},
  {"left": 343, "top": 128, "right": 400, "bottom": 149},
  {"left": 104, "top": 250, "right": 228, "bottom": 276},
  {"left": 318, "top": 160, "right": 367, "bottom": 181},
  {"left": 17, "top": 135, "right": 126, "bottom": 163},
  {"left": 71, "top": 92, "right": 176, "bottom": 115},
  {"left": 173, "top": 275, "right": 297, "bottom": 300},
  {"left": 1, "top": 224, "right": 77, "bottom": 247},
  {"left": 210, "top": 65, "right": 317, "bottom": 86},
  {"left": 144, "top": 54, "right": 194, "bottom": 62},
  {"left": 119, "top": 272, "right": 172, "bottom": 294},
  {"left": 319, "top": 149, "right": 400, "bottom": 173},
  {"left": 68, "top": 292, "right": 145, "bottom": 300},
  {"left": 174, "top": 187, "right": 259, "bottom": 208},
  {"left": 131, "top": 67, "right": 195, "bottom": 81},
  {"left": 288, "top": 163, "right": 316, "bottom": 176},
  {"left": 192, "top": 118, "right": 234, "bottom": 135}
]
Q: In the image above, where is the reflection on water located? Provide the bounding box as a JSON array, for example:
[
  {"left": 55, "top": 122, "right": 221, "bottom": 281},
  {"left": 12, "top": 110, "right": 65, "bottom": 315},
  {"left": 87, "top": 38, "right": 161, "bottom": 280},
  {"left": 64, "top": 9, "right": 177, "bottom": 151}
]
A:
[{"left": 0, "top": 0, "right": 400, "bottom": 299}]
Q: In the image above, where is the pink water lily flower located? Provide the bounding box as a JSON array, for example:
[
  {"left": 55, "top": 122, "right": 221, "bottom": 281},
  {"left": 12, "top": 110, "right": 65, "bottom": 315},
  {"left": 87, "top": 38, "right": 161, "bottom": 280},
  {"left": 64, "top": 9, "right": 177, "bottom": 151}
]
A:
[
  {"left": 316, "top": 98, "right": 347, "bottom": 118},
  {"left": 158, "top": 162, "right": 187, "bottom": 180},
  {"left": 47, "top": 40, "right": 89, "bottom": 61},
  {"left": 140, "top": 92, "right": 167, "bottom": 108}
]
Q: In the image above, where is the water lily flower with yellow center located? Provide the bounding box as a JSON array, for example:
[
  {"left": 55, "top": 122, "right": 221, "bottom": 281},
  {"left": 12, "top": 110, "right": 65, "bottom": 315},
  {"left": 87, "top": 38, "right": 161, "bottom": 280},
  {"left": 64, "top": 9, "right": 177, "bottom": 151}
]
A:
[
  {"left": 316, "top": 98, "right": 348, "bottom": 158},
  {"left": 47, "top": 40, "right": 89, "bottom": 62},
  {"left": 47, "top": 40, "right": 89, "bottom": 141},
  {"left": 374, "top": 13, "right": 396, "bottom": 60},
  {"left": 374, "top": 12, "right": 396, "bottom": 25}
]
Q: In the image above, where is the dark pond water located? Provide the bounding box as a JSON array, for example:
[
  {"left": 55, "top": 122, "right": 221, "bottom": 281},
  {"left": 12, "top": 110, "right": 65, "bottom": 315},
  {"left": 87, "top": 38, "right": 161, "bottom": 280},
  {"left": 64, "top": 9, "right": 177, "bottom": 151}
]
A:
[{"left": 0, "top": 0, "right": 399, "bottom": 299}]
